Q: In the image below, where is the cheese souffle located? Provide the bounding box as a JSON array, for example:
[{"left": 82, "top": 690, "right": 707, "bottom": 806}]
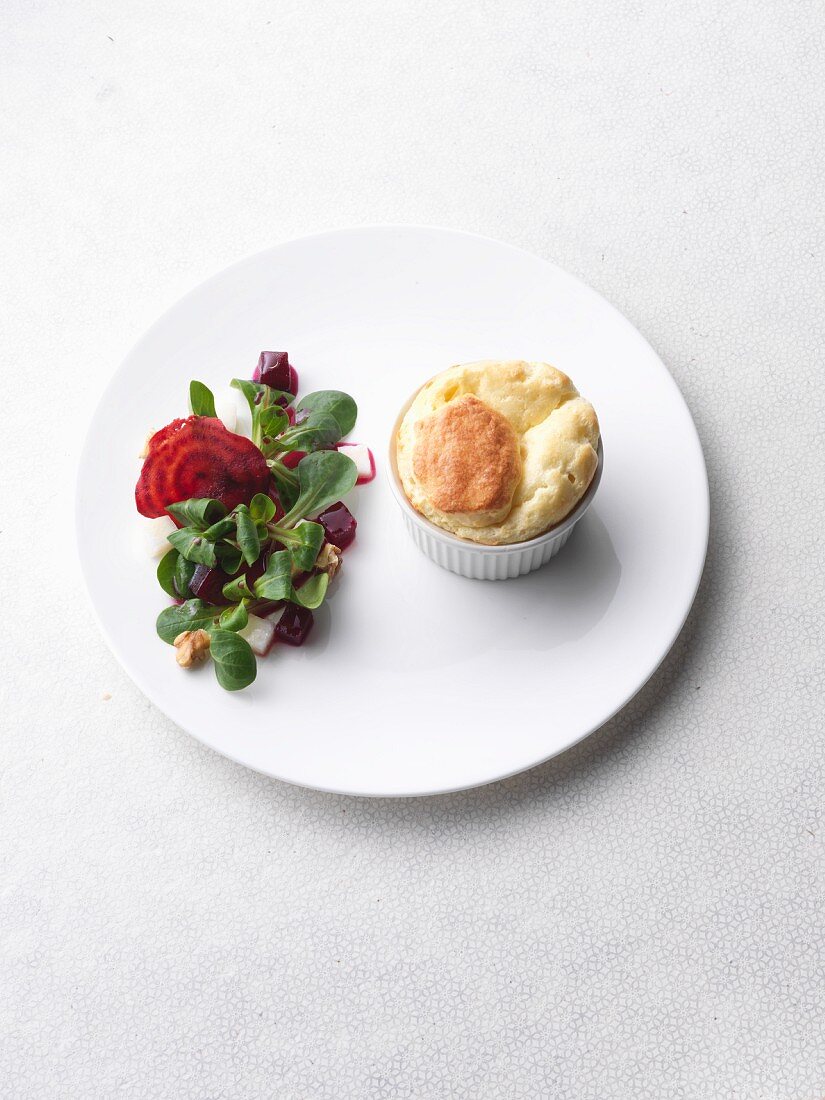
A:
[{"left": 396, "top": 360, "right": 600, "bottom": 545}]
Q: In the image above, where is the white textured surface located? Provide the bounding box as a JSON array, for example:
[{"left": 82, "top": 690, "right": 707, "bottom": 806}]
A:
[{"left": 1, "top": 1, "right": 823, "bottom": 1097}]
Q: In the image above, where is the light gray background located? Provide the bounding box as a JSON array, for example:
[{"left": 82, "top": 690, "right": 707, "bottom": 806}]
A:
[{"left": 2, "top": 2, "right": 823, "bottom": 1097}]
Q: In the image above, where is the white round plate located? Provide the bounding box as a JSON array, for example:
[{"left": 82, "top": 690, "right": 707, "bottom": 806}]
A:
[{"left": 77, "top": 227, "right": 708, "bottom": 797}]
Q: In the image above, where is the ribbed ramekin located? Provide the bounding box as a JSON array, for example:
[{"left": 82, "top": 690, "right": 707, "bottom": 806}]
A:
[{"left": 387, "top": 404, "right": 603, "bottom": 581}]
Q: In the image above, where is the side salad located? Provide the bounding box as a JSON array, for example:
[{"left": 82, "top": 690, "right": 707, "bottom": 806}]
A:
[{"left": 135, "top": 350, "right": 373, "bottom": 692}]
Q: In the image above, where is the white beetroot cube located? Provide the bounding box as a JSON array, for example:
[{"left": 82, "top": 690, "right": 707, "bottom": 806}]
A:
[
  {"left": 141, "top": 516, "right": 177, "bottom": 559},
  {"left": 238, "top": 614, "right": 276, "bottom": 656},
  {"left": 337, "top": 443, "right": 373, "bottom": 479}
]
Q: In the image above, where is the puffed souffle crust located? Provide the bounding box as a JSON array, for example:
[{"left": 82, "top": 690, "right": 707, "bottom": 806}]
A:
[{"left": 396, "top": 360, "right": 600, "bottom": 545}]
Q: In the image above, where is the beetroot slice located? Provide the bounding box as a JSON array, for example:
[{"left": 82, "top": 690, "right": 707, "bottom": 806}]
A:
[
  {"left": 144, "top": 418, "right": 191, "bottom": 453},
  {"left": 135, "top": 416, "right": 269, "bottom": 518}
]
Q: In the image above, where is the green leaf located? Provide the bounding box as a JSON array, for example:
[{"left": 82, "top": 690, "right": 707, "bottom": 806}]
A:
[
  {"left": 231, "top": 379, "right": 293, "bottom": 447},
  {"left": 230, "top": 378, "right": 270, "bottom": 417},
  {"left": 216, "top": 542, "right": 243, "bottom": 575},
  {"left": 258, "top": 405, "right": 290, "bottom": 445},
  {"left": 280, "top": 450, "right": 358, "bottom": 527},
  {"left": 251, "top": 545, "right": 328, "bottom": 608},
  {"left": 166, "top": 498, "right": 227, "bottom": 529},
  {"left": 249, "top": 493, "right": 276, "bottom": 525},
  {"left": 200, "top": 516, "right": 237, "bottom": 542},
  {"left": 296, "top": 390, "right": 357, "bottom": 437},
  {"left": 291, "top": 572, "right": 329, "bottom": 610},
  {"left": 210, "top": 629, "right": 257, "bottom": 691},
  {"left": 270, "top": 521, "right": 324, "bottom": 572},
  {"left": 174, "top": 553, "right": 198, "bottom": 598},
  {"left": 252, "top": 550, "right": 293, "bottom": 602},
  {"left": 274, "top": 410, "right": 341, "bottom": 453},
  {"left": 231, "top": 380, "right": 268, "bottom": 447},
  {"left": 167, "top": 527, "right": 218, "bottom": 567},
  {"left": 233, "top": 504, "right": 260, "bottom": 566},
  {"left": 287, "top": 521, "right": 325, "bottom": 572},
  {"left": 157, "top": 549, "right": 179, "bottom": 598},
  {"left": 156, "top": 599, "right": 217, "bottom": 644},
  {"left": 189, "top": 379, "right": 217, "bottom": 418},
  {"left": 222, "top": 573, "right": 255, "bottom": 602},
  {"left": 231, "top": 378, "right": 293, "bottom": 413},
  {"left": 269, "top": 461, "right": 299, "bottom": 512},
  {"left": 219, "top": 602, "right": 249, "bottom": 632}
]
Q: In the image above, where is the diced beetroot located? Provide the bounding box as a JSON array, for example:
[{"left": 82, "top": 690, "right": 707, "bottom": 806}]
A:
[
  {"left": 190, "top": 564, "right": 232, "bottom": 606},
  {"left": 282, "top": 450, "right": 306, "bottom": 470},
  {"left": 135, "top": 416, "right": 269, "bottom": 518},
  {"left": 274, "top": 605, "right": 314, "bottom": 646},
  {"left": 191, "top": 551, "right": 270, "bottom": 607},
  {"left": 317, "top": 501, "right": 357, "bottom": 550},
  {"left": 253, "top": 350, "right": 288, "bottom": 386},
  {"left": 253, "top": 351, "right": 299, "bottom": 396}
]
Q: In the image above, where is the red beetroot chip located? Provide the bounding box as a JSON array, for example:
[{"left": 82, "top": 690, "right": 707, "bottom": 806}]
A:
[{"left": 135, "top": 416, "right": 269, "bottom": 518}]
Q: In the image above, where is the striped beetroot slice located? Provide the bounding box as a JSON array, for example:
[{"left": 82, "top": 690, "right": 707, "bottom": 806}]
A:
[{"left": 135, "top": 416, "right": 269, "bottom": 518}]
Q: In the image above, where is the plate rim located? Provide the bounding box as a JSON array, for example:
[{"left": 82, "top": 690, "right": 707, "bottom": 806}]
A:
[{"left": 76, "top": 224, "right": 710, "bottom": 797}]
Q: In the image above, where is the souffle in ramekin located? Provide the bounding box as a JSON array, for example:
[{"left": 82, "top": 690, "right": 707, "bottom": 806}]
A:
[{"left": 396, "top": 360, "right": 600, "bottom": 546}]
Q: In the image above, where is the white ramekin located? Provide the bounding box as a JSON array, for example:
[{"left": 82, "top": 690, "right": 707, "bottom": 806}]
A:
[{"left": 387, "top": 403, "right": 604, "bottom": 581}]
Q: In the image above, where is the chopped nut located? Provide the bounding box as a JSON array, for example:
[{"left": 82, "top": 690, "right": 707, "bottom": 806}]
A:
[
  {"left": 173, "top": 629, "right": 211, "bottom": 667},
  {"left": 316, "top": 542, "right": 342, "bottom": 580}
]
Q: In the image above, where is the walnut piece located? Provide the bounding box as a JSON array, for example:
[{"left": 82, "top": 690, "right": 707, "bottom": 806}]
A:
[
  {"left": 173, "top": 629, "right": 211, "bottom": 668},
  {"left": 315, "top": 543, "right": 342, "bottom": 580}
]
